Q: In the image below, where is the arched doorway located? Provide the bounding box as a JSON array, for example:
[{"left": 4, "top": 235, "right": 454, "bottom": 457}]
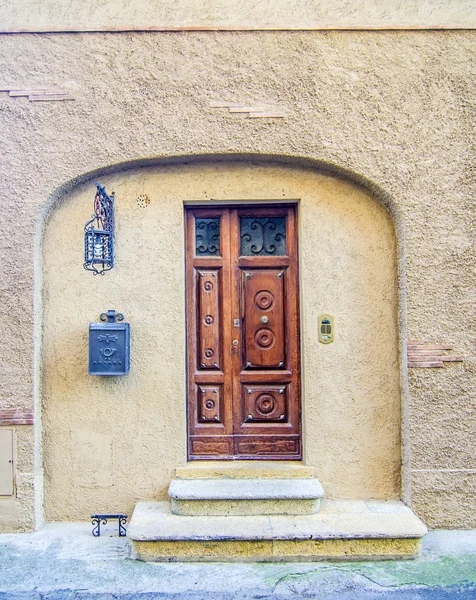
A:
[{"left": 41, "top": 159, "right": 402, "bottom": 521}]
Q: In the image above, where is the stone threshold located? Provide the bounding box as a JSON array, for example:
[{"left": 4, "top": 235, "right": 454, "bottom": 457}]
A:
[
  {"left": 169, "top": 478, "right": 325, "bottom": 500},
  {"left": 128, "top": 499, "right": 427, "bottom": 562}
]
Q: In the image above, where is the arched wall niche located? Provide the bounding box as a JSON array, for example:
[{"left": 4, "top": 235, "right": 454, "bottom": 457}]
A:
[{"left": 37, "top": 154, "right": 408, "bottom": 521}]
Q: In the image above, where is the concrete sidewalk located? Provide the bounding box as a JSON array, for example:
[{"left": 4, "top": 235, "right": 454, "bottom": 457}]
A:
[{"left": 0, "top": 524, "right": 475, "bottom": 599}]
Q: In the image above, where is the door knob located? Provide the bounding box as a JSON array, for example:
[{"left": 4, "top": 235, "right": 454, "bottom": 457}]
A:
[
  {"left": 232, "top": 340, "right": 239, "bottom": 347},
  {"left": 260, "top": 316, "right": 269, "bottom": 324}
]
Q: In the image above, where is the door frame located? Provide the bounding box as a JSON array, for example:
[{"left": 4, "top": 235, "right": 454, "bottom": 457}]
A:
[{"left": 184, "top": 202, "right": 302, "bottom": 461}]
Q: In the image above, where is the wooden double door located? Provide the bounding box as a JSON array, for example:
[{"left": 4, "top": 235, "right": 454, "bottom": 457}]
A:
[{"left": 185, "top": 204, "right": 301, "bottom": 460}]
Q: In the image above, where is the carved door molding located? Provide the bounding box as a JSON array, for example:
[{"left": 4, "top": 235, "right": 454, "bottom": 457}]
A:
[{"left": 185, "top": 205, "right": 301, "bottom": 460}]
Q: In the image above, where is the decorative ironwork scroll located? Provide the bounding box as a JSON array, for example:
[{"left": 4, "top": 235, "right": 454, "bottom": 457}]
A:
[
  {"left": 195, "top": 218, "right": 220, "bottom": 256},
  {"left": 240, "top": 217, "right": 286, "bottom": 256},
  {"left": 84, "top": 183, "right": 115, "bottom": 275},
  {"left": 91, "top": 515, "right": 107, "bottom": 537},
  {"left": 91, "top": 513, "right": 128, "bottom": 537}
]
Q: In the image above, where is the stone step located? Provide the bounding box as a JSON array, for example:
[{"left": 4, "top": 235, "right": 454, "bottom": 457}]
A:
[
  {"left": 127, "top": 499, "right": 428, "bottom": 562},
  {"left": 168, "top": 478, "right": 325, "bottom": 516}
]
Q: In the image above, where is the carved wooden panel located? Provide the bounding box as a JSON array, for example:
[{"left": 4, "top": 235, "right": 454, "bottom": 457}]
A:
[
  {"left": 190, "top": 437, "right": 233, "bottom": 457},
  {"left": 197, "top": 269, "right": 221, "bottom": 370},
  {"left": 197, "top": 385, "right": 222, "bottom": 424},
  {"left": 235, "top": 436, "right": 299, "bottom": 457},
  {"left": 242, "top": 269, "right": 285, "bottom": 369},
  {"left": 241, "top": 385, "right": 287, "bottom": 423}
]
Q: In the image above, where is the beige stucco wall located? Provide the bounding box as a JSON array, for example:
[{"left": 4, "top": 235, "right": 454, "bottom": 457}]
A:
[
  {"left": 1, "top": 0, "right": 474, "bottom": 31},
  {"left": 0, "top": 30, "right": 474, "bottom": 531},
  {"left": 41, "top": 163, "right": 400, "bottom": 520}
]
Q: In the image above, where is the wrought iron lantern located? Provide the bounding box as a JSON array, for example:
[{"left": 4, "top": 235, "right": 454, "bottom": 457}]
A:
[{"left": 84, "top": 183, "right": 115, "bottom": 275}]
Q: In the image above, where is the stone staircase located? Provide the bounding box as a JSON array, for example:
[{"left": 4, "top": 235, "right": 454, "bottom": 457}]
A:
[{"left": 127, "top": 462, "right": 427, "bottom": 562}]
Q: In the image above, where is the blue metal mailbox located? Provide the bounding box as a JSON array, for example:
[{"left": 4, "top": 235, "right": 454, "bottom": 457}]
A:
[{"left": 89, "top": 310, "right": 130, "bottom": 376}]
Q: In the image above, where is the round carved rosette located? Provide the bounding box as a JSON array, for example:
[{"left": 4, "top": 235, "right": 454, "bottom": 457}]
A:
[
  {"left": 256, "top": 393, "right": 276, "bottom": 415},
  {"left": 254, "top": 290, "right": 275, "bottom": 311},
  {"left": 254, "top": 328, "right": 275, "bottom": 349}
]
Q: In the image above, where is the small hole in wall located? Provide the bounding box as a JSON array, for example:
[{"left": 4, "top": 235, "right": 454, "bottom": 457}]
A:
[{"left": 136, "top": 194, "right": 150, "bottom": 208}]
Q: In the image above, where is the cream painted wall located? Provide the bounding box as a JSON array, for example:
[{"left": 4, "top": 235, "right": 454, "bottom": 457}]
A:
[{"left": 42, "top": 162, "right": 400, "bottom": 520}]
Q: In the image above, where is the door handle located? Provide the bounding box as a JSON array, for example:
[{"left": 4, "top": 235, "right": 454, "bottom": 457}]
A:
[{"left": 232, "top": 340, "right": 239, "bottom": 347}]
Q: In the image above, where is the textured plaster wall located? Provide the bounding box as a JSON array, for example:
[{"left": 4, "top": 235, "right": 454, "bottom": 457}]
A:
[
  {"left": 1, "top": 0, "right": 475, "bottom": 31},
  {"left": 42, "top": 165, "right": 400, "bottom": 520},
  {"left": 0, "top": 31, "right": 474, "bottom": 530}
]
